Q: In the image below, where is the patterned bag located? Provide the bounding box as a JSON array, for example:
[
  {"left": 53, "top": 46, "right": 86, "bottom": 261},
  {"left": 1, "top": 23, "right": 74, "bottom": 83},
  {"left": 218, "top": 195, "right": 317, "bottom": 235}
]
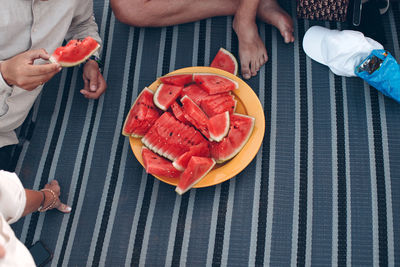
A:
[{"left": 297, "top": 0, "right": 350, "bottom": 22}]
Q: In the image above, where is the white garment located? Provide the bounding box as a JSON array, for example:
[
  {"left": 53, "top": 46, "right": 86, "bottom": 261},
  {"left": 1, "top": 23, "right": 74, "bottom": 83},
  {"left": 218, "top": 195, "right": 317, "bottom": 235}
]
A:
[
  {"left": 0, "top": 170, "right": 35, "bottom": 266},
  {"left": 0, "top": 0, "right": 102, "bottom": 148}
]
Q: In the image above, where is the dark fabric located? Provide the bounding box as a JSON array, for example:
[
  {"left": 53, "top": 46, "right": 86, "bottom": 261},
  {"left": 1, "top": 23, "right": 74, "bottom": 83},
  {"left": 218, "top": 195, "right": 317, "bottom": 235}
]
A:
[{"left": 0, "top": 145, "right": 14, "bottom": 171}]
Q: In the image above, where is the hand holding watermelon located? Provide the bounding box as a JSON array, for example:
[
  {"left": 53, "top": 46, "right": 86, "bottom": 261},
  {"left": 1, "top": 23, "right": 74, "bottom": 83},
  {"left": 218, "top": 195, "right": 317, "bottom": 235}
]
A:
[
  {"left": 0, "top": 49, "right": 62, "bottom": 91},
  {"left": 49, "top": 36, "right": 107, "bottom": 99}
]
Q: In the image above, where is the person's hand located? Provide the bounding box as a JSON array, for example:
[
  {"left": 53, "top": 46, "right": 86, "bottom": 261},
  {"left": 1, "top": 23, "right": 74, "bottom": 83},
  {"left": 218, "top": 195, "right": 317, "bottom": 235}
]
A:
[
  {"left": 41, "top": 180, "right": 71, "bottom": 213},
  {"left": 0, "top": 49, "right": 62, "bottom": 90},
  {"left": 80, "top": 59, "right": 107, "bottom": 99}
]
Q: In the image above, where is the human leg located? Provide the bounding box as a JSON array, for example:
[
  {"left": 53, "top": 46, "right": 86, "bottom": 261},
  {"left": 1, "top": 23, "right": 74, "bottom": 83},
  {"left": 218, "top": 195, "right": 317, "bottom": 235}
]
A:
[
  {"left": 257, "top": 0, "right": 294, "bottom": 43},
  {"left": 110, "top": 0, "right": 293, "bottom": 80},
  {"left": 110, "top": 0, "right": 238, "bottom": 27},
  {"left": 233, "top": 0, "right": 268, "bottom": 79}
]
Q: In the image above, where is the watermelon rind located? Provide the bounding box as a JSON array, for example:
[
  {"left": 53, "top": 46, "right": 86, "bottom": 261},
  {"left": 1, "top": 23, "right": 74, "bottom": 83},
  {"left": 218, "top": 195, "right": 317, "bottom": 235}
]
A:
[
  {"left": 210, "top": 48, "right": 239, "bottom": 76},
  {"left": 208, "top": 111, "right": 230, "bottom": 142},
  {"left": 142, "top": 112, "right": 208, "bottom": 162},
  {"left": 172, "top": 142, "right": 210, "bottom": 171},
  {"left": 159, "top": 73, "right": 193, "bottom": 86},
  {"left": 211, "top": 113, "right": 255, "bottom": 163},
  {"left": 181, "top": 95, "right": 210, "bottom": 139},
  {"left": 175, "top": 157, "right": 216, "bottom": 195},
  {"left": 153, "top": 83, "right": 183, "bottom": 111},
  {"left": 122, "top": 87, "right": 159, "bottom": 138},
  {"left": 50, "top": 38, "right": 100, "bottom": 67},
  {"left": 142, "top": 147, "right": 181, "bottom": 178}
]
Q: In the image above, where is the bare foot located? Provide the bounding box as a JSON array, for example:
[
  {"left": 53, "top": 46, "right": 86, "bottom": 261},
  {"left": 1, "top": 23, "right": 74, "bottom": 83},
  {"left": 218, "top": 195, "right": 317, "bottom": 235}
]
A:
[
  {"left": 257, "top": 0, "right": 294, "bottom": 43},
  {"left": 233, "top": 18, "right": 268, "bottom": 80}
]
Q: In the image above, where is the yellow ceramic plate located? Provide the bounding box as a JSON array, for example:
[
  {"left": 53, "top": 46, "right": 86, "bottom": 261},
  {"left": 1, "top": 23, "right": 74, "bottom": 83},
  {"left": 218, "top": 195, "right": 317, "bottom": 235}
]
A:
[{"left": 129, "top": 66, "right": 265, "bottom": 188}]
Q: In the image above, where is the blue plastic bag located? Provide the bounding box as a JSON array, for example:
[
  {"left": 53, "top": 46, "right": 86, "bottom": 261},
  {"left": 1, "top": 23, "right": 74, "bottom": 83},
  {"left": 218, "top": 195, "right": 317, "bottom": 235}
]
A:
[{"left": 355, "top": 49, "right": 400, "bottom": 103}]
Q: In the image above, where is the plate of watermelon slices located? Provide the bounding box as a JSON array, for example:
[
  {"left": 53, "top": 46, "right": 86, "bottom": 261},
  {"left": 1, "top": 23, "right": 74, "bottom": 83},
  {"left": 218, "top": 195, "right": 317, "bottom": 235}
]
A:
[{"left": 124, "top": 66, "right": 265, "bottom": 194}]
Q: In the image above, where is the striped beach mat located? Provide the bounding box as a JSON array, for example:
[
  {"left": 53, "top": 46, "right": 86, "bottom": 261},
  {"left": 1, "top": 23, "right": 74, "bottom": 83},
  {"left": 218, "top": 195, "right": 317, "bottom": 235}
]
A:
[{"left": 11, "top": 0, "right": 400, "bottom": 266}]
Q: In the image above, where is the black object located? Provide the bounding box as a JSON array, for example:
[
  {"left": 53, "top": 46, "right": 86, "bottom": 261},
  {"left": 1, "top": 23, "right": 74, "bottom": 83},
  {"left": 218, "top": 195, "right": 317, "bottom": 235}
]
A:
[
  {"left": 0, "top": 145, "right": 14, "bottom": 171},
  {"left": 29, "top": 241, "right": 53, "bottom": 267},
  {"left": 348, "top": 0, "right": 387, "bottom": 44}
]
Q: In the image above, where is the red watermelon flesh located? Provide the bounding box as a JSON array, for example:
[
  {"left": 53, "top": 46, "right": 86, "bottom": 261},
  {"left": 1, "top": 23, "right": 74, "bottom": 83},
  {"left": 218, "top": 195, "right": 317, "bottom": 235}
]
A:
[
  {"left": 122, "top": 87, "right": 161, "bottom": 137},
  {"left": 193, "top": 73, "right": 238, "bottom": 95},
  {"left": 159, "top": 73, "right": 193, "bottom": 86},
  {"left": 145, "top": 113, "right": 188, "bottom": 160},
  {"left": 181, "top": 84, "right": 209, "bottom": 106},
  {"left": 50, "top": 36, "right": 100, "bottom": 67},
  {"left": 208, "top": 111, "right": 230, "bottom": 142},
  {"left": 200, "top": 93, "right": 237, "bottom": 117},
  {"left": 153, "top": 83, "right": 183, "bottom": 111},
  {"left": 210, "top": 48, "right": 239, "bottom": 76},
  {"left": 142, "top": 147, "right": 181, "bottom": 178},
  {"left": 170, "top": 101, "right": 190, "bottom": 124},
  {"left": 175, "top": 156, "right": 216, "bottom": 195},
  {"left": 210, "top": 113, "right": 255, "bottom": 163},
  {"left": 172, "top": 142, "right": 210, "bottom": 171},
  {"left": 142, "top": 112, "right": 208, "bottom": 161},
  {"left": 146, "top": 112, "right": 176, "bottom": 156},
  {"left": 181, "top": 95, "right": 210, "bottom": 139}
]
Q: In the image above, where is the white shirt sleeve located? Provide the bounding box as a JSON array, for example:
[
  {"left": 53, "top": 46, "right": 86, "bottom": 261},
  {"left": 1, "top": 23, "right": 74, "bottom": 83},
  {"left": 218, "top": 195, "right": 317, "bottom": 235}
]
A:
[
  {"left": 0, "top": 214, "right": 36, "bottom": 267},
  {"left": 0, "top": 171, "right": 26, "bottom": 224},
  {"left": 0, "top": 171, "right": 35, "bottom": 266}
]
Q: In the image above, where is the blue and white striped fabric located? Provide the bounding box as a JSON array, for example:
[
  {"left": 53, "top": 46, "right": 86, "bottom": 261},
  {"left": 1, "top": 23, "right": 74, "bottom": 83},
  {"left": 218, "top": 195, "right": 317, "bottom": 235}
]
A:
[{"left": 10, "top": 0, "right": 400, "bottom": 266}]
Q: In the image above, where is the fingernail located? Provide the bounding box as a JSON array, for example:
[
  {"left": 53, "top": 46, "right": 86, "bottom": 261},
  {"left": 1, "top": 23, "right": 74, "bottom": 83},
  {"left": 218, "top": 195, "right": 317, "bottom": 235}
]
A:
[
  {"left": 90, "top": 85, "right": 97, "bottom": 91},
  {"left": 66, "top": 206, "right": 72, "bottom": 212}
]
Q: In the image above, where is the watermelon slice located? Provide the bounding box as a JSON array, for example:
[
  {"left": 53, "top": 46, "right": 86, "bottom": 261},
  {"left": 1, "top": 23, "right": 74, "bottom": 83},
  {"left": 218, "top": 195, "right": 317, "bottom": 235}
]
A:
[
  {"left": 181, "top": 95, "right": 210, "bottom": 139},
  {"left": 49, "top": 36, "right": 100, "bottom": 67},
  {"left": 181, "top": 84, "right": 209, "bottom": 106},
  {"left": 172, "top": 142, "right": 210, "bottom": 171},
  {"left": 175, "top": 156, "right": 216, "bottom": 195},
  {"left": 208, "top": 111, "right": 230, "bottom": 142},
  {"left": 170, "top": 101, "right": 190, "bottom": 124},
  {"left": 142, "top": 147, "right": 181, "bottom": 178},
  {"left": 210, "top": 113, "right": 255, "bottom": 163},
  {"left": 200, "top": 93, "right": 237, "bottom": 117},
  {"left": 193, "top": 73, "right": 238, "bottom": 95},
  {"left": 159, "top": 73, "right": 193, "bottom": 86},
  {"left": 122, "top": 87, "right": 161, "bottom": 137},
  {"left": 142, "top": 112, "right": 209, "bottom": 161},
  {"left": 153, "top": 83, "right": 183, "bottom": 111},
  {"left": 210, "top": 48, "right": 239, "bottom": 76}
]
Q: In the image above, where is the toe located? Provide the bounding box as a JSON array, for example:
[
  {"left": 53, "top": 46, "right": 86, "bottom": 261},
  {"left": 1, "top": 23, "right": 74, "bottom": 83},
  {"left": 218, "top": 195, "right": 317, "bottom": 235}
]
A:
[
  {"left": 250, "top": 60, "right": 258, "bottom": 77},
  {"left": 241, "top": 62, "right": 251, "bottom": 80}
]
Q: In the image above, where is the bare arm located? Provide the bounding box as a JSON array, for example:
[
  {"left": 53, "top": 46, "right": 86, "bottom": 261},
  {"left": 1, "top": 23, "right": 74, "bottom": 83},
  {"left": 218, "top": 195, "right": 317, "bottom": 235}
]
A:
[{"left": 22, "top": 180, "right": 71, "bottom": 217}]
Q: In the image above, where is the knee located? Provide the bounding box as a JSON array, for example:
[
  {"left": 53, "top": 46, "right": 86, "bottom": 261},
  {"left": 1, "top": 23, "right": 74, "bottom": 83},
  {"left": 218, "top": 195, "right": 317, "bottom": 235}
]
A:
[{"left": 111, "top": 0, "right": 154, "bottom": 27}]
